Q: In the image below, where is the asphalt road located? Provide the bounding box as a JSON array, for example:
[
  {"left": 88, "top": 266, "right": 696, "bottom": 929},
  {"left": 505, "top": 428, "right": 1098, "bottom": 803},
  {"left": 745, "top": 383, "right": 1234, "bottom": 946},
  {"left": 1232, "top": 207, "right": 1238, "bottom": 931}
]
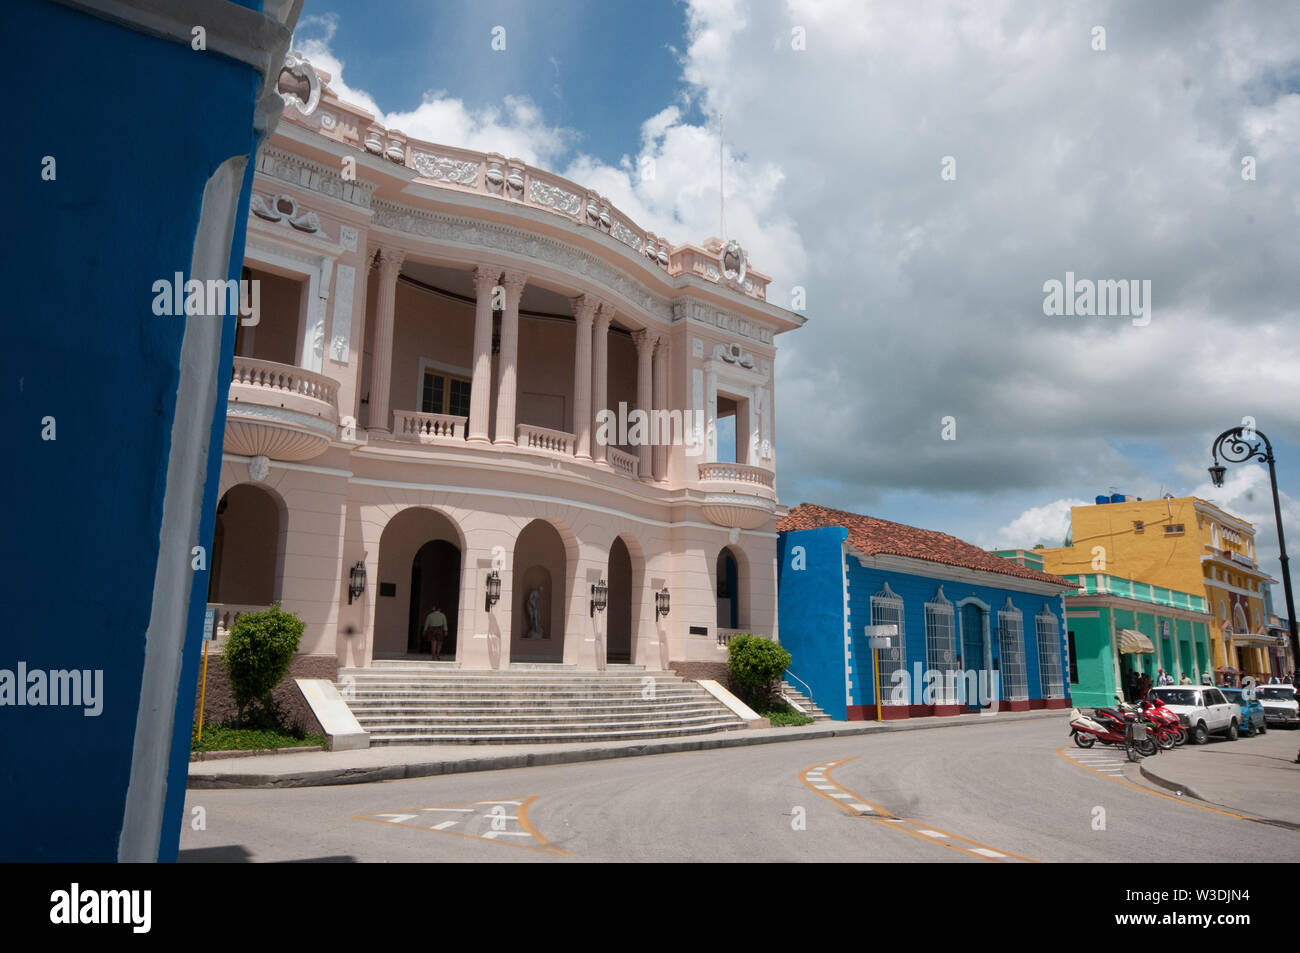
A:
[{"left": 179, "top": 716, "right": 1300, "bottom": 862}]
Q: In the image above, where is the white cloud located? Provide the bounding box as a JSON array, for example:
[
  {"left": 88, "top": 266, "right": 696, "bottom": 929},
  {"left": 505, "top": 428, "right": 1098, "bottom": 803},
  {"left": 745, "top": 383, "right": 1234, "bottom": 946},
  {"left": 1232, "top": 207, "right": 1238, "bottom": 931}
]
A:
[{"left": 984, "top": 498, "right": 1091, "bottom": 550}]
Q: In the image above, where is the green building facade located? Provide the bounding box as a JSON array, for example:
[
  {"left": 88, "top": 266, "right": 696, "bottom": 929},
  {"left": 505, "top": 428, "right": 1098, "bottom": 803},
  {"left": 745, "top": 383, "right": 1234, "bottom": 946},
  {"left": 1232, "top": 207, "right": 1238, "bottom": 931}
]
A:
[{"left": 1059, "top": 574, "right": 1213, "bottom": 708}]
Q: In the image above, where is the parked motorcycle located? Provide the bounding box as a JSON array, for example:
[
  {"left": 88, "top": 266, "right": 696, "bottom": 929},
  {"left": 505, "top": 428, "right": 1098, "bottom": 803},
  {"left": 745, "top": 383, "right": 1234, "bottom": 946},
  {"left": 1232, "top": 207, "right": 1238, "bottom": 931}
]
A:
[
  {"left": 1140, "top": 696, "right": 1187, "bottom": 747},
  {"left": 1069, "top": 701, "right": 1158, "bottom": 762}
]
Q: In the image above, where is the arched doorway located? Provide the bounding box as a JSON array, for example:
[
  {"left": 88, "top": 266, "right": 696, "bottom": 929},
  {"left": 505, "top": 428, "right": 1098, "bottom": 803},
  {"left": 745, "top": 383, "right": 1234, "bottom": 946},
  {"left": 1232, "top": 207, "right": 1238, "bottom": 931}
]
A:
[
  {"left": 512, "top": 520, "right": 567, "bottom": 662},
  {"left": 716, "top": 547, "right": 741, "bottom": 630},
  {"left": 607, "top": 536, "right": 634, "bottom": 663},
  {"left": 408, "top": 540, "right": 461, "bottom": 659},
  {"left": 208, "top": 483, "right": 285, "bottom": 617},
  {"left": 375, "top": 507, "right": 464, "bottom": 659}
]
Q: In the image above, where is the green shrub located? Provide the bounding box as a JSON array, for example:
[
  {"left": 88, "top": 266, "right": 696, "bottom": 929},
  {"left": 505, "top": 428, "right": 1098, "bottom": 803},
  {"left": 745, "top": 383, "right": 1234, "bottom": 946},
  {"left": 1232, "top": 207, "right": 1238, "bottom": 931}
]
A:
[
  {"left": 221, "top": 603, "right": 304, "bottom": 730},
  {"left": 727, "top": 634, "right": 792, "bottom": 709}
]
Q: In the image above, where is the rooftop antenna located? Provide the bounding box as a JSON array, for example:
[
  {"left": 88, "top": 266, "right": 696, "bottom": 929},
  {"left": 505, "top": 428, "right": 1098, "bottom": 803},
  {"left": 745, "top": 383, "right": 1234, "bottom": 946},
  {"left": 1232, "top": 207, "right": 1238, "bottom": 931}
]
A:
[{"left": 719, "top": 112, "right": 726, "bottom": 242}]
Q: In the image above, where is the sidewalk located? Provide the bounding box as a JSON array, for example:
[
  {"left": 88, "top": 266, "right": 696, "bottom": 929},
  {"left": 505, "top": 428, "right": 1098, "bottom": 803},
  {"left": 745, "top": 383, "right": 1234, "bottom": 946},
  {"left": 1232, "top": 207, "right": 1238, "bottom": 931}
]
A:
[
  {"left": 1138, "top": 728, "right": 1300, "bottom": 827},
  {"left": 188, "top": 707, "right": 1062, "bottom": 789}
]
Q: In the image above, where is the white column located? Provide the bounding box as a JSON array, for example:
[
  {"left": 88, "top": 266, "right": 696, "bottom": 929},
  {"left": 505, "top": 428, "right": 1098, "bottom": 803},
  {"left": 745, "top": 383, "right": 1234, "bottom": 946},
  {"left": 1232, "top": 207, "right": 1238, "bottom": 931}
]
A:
[
  {"left": 467, "top": 266, "right": 498, "bottom": 443},
  {"left": 367, "top": 248, "right": 404, "bottom": 434},
  {"left": 632, "top": 330, "right": 654, "bottom": 479},
  {"left": 493, "top": 272, "right": 527, "bottom": 445},
  {"left": 652, "top": 335, "right": 669, "bottom": 481},
  {"left": 570, "top": 295, "right": 596, "bottom": 460},
  {"left": 591, "top": 302, "right": 612, "bottom": 465}
]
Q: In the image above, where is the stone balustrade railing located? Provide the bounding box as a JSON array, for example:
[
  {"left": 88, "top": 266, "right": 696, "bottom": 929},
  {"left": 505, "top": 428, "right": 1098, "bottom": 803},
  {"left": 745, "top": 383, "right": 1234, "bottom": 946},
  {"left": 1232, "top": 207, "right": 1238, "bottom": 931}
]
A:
[
  {"left": 282, "top": 89, "right": 770, "bottom": 301},
  {"left": 230, "top": 356, "right": 339, "bottom": 408},
  {"left": 716, "top": 628, "right": 770, "bottom": 648},
  {"left": 517, "top": 423, "right": 575, "bottom": 455},
  {"left": 392, "top": 409, "right": 467, "bottom": 443},
  {"left": 698, "top": 461, "right": 776, "bottom": 490},
  {"left": 606, "top": 446, "right": 639, "bottom": 478}
]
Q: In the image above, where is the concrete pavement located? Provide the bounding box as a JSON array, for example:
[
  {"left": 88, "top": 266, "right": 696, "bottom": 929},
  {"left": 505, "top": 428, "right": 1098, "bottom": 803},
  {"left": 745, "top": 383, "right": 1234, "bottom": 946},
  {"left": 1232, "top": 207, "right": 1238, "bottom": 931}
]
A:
[
  {"left": 188, "top": 707, "right": 1067, "bottom": 788},
  {"left": 181, "top": 717, "right": 1300, "bottom": 862},
  {"left": 1138, "top": 726, "right": 1300, "bottom": 827}
]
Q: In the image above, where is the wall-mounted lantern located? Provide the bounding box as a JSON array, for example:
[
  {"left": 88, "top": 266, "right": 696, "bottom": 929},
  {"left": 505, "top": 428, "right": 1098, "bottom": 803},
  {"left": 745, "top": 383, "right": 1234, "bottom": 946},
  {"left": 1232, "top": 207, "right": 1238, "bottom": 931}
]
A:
[
  {"left": 485, "top": 570, "right": 501, "bottom": 612},
  {"left": 655, "top": 586, "right": 671, "bottom": 620},
  {"left": 590, "top": 579, "right": 608, "bottom": 618},
  {"left": 348, "top": 561, "right": 366, "bottom": 605}
]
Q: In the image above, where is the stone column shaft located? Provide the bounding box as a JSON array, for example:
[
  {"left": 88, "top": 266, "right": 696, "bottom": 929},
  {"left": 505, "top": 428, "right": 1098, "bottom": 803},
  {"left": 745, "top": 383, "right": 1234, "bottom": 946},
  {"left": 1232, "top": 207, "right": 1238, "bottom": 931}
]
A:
[
  {"left": 467, "top": 266, "right": 498, "bottom": 443},
  {"left": 493, "top": 272, "right": 527, "bottom": 445},
  {"left": 368, "top": 249, "right": 404, "bottom": 433},
  {"left": 571, "top": 295, "right": 596, "bottom": 460},
  {"left": 632, "top": 330, "right": 654, "bottom": 479},
  {"left": 591, "top": 303, "right": 612, "bottom": 465},
  {"left": 652, "top": 336, "right": 669, "bottom": 481}
]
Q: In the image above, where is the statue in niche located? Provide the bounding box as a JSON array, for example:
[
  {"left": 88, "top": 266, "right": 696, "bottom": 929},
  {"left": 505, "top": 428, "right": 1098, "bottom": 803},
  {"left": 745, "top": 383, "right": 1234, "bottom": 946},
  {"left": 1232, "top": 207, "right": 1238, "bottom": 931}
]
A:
[{"left": 525, "top": 586, "right": 545, "bottom": 639}]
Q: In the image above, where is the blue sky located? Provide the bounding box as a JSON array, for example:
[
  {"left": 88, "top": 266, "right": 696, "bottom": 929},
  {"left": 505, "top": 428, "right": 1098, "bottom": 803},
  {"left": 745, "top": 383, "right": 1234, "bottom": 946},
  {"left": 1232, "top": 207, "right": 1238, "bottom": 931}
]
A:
[{"left": 292, "top": 1, "right": 1300, "bottom": 601}]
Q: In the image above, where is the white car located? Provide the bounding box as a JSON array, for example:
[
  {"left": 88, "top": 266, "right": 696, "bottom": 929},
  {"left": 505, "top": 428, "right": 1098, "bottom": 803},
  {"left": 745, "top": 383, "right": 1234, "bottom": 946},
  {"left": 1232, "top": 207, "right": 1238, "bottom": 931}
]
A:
[
  {"left": 1148, "top": 686, "right": 1240, "bottom": 744},
  {"left": 1254, "top": 684, "right": 1299, "bottom": 727}
]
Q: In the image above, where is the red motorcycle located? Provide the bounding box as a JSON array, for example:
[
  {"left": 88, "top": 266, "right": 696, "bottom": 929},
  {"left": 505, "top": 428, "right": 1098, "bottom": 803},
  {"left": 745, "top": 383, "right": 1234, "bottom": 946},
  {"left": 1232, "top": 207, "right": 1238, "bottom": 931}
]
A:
[
  {"left": 1070, "top": 702, "right": 1158, "bottom": 762},
  {"left": 1140, "top": 696, "right": 1187, "bottom": 747}
]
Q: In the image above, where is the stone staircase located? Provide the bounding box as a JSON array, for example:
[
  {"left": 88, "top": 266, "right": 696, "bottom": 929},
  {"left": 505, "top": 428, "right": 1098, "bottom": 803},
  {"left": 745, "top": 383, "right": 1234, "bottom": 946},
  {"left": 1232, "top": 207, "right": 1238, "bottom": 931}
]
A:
[
  {"left": 337, "top": 661, "right": 749, "bottom": 745},
  {"left": 780, "top": 681, "right": 831, "bottom": 721}
]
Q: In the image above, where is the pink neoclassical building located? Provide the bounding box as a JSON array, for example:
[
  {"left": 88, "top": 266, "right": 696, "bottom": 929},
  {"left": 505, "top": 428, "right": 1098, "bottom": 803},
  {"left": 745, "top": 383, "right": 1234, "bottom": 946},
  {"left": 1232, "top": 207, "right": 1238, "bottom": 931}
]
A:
[{"left": 207, "top": 58, "right": 805, "bottom": 692}]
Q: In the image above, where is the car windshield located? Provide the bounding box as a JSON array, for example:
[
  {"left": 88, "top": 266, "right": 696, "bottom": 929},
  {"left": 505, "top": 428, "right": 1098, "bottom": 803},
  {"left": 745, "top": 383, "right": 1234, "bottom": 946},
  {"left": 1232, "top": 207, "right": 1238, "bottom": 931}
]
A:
[
  {"left": 1259, "top": 687, "right": 1296, "bottom": 701},
  {"left": 1220, "top": 689, "right": 1242, "bottom": 700},
  {"left": 1152, "top": 689, "right": 1199, "bottom": 706}
]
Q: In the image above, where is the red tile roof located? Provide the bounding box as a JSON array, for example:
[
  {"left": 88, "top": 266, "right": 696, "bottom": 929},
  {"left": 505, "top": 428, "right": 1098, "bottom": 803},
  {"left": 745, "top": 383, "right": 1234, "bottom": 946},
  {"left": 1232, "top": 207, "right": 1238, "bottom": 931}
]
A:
[{"left": 778, "top": 502, "right": 1074, "bottom": 588}]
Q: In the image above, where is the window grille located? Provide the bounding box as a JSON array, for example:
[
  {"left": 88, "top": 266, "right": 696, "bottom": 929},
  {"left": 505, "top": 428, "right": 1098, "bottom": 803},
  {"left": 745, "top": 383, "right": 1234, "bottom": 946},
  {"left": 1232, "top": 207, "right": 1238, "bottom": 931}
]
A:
[
  {"left": 924, "top": 586, "right": 957, "bottom": 705},
  {"left": 870, "top": 582, "right": 906, "bottom": 705},
  {"left": 998, "top": 597, "right": 1028, "bottom": 701},
  {"left": 1035, "top": 606, "right": 1064, "bottom": 699}
]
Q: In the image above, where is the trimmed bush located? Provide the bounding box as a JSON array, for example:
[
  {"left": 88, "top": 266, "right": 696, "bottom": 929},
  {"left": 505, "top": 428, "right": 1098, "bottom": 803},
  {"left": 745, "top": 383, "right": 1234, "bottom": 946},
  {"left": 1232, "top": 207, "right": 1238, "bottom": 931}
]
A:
[
  {"left": 727, "top": 634, "right": 792, "bottom": 709},
  {"left": 221, "top": 603, "right": 304, "bottom": 730}
]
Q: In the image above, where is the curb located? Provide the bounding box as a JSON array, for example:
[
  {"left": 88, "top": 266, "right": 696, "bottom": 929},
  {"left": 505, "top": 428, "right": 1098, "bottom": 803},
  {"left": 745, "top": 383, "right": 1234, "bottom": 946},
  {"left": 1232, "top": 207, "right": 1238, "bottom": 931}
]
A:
[
  {"left": 1137, "top": 761, "right": 1206, "bottom": 802},
  {"left": 188, "top": 707, "right": 1063, "bottom": 789},
  {"left": 191, "top": 745, "right": 326, "bottom": 762}
]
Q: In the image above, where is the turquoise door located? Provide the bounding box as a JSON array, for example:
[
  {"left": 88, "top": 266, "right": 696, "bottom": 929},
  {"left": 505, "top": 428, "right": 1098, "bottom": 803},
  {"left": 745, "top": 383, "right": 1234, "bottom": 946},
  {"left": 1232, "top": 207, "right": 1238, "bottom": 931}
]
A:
[{"left": 961, "top": 604, "right": 985, "bottom": 711}]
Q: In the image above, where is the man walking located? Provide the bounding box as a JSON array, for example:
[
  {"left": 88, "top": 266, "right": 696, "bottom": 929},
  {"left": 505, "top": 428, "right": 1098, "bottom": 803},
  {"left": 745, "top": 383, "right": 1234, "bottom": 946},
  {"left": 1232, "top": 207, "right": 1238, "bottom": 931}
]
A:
[{"left": 423, "top": 604, "right": 448, "bottom": 661}]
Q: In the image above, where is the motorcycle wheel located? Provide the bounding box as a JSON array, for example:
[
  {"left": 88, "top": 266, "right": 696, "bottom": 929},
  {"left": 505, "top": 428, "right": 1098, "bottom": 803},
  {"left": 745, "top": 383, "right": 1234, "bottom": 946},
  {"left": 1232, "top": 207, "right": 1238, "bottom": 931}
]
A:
[
  {"left": 1157, "top": 728, "right": 1176, "bottom": 750},
  {"left": 1073, "top": 731, "right": 1096, "bottom": 749},
  {"left": 1172, "top": 727, "right": 1188, "bottom": 746}
]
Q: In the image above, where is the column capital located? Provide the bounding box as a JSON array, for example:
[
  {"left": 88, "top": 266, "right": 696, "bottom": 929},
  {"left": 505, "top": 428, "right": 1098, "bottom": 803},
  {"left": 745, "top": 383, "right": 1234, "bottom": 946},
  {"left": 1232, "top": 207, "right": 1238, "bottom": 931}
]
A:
[
  {"left": 654, "top": 334, "right": 671, "bottom": 355},
  {"left": 570, "top": 294, "right": 598, "bottom": 326},
  {"left": 501, "top": 271, "right": 528, "bottom": 296},
  {"left": 631, "top": 328, "right": 655, "bottom": 353},
  {"left": 375, "top": 247, "right": 406, "bottom": 276},
  {"left": 472, "top": 265, "right": 501, "bottom": 294}
]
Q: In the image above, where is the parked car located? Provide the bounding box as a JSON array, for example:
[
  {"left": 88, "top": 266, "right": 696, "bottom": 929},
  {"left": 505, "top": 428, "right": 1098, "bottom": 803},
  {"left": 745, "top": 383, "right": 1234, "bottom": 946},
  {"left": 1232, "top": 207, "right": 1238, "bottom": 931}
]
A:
[
  {"left": 1147, "top": 686, "right": 1240, "bottom": 744},
  {"left": 1218, "top": 687, "right": 1267, "bottom": 737},
  {"left": 1254, "top": 684, "right": 1300, "bottom": 728}
]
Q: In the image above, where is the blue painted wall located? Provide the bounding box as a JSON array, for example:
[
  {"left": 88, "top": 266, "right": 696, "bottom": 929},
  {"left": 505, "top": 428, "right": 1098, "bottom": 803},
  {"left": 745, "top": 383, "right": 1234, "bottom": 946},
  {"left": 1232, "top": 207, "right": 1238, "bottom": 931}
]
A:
[
  {"left": 777, "top": 528, "right": 849, "bottom": 719},
  {"left": 2, "top": 0, "right": 265, "bottom": 860},
  {"left": 778, "top": 528, "right": 1070, "bottom": 718}
]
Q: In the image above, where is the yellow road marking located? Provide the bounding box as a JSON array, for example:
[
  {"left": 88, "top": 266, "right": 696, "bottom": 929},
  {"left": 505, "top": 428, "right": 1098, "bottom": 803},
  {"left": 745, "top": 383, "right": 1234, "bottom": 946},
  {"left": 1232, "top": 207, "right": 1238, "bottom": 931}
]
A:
[
  {"left": 798, "top": 759, "right": 1036, "bottom": 862},
  {"left": 1054, "top": 746, "right": 1253, "bottom": 821}
]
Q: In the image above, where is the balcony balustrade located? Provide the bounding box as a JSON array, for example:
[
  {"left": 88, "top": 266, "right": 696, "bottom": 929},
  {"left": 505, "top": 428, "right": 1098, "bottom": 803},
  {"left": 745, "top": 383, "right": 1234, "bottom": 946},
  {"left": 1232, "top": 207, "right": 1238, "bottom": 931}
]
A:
[
  {"left": 225, "top": 356, "right": 339, "bottom": 461},
  {"left": 392, "top": 409, "right": 467, "bottom": 444},
  {"left": 517, "top": 422, "right": 575, "bottom": 456}
]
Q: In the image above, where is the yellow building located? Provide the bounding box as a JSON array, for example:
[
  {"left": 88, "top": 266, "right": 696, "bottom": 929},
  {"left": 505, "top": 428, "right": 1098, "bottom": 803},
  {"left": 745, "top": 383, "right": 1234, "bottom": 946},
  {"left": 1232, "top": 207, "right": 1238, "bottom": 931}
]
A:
[{"left": 1040, "top": 496, "right": 1280, "bottom": 679}]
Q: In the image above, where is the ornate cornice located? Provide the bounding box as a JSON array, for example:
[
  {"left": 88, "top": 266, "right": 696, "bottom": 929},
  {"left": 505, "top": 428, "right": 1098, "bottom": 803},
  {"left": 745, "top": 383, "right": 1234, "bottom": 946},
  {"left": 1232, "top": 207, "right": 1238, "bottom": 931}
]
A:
[
  {"left": 672, "top": 299, "right": 774, "bottom": 346},
  {"left": 256, "top": 146, "right": 377, "bottom": 209},
  {"left": 370, "top": 198, "right": 674, "bottom": 323}
]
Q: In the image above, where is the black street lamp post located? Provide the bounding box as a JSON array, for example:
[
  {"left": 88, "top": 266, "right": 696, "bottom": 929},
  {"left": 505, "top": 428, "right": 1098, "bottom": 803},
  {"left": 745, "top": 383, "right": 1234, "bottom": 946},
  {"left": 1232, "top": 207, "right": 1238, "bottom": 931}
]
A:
[{"left": 1208, "top": 426, "right": 1299, "bottom": 683}]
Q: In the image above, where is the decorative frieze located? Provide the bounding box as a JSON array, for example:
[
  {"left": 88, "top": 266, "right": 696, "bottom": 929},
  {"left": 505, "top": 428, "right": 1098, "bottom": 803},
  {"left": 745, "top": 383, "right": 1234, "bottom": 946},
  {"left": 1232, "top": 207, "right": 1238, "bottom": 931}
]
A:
[
  {"left": 330, "top": 264, "right": 356, "bottom": 363},
  {"left": 411, "top": 152, "right": 478, "bottom": 186},
  {"left": 529, "top": 180, "right": 582, "bottom": 215},
  {"left": 671, "top": 300, "right": 775, "bottom": 346}
]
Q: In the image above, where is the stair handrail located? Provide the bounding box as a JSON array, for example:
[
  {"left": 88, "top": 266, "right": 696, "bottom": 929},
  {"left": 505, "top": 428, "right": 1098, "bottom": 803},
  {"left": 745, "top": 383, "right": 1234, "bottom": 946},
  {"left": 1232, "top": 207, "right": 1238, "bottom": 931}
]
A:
[{"left": 783, "top": 668, "right": 815, "bottom": 705}]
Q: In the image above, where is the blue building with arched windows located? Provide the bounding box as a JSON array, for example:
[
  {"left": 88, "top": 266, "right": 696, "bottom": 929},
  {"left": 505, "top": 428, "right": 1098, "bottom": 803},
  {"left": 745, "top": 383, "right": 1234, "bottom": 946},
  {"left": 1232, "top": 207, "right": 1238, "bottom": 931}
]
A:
[{"left": 776, "top": 504, "right": 1076, "bottom": 721}]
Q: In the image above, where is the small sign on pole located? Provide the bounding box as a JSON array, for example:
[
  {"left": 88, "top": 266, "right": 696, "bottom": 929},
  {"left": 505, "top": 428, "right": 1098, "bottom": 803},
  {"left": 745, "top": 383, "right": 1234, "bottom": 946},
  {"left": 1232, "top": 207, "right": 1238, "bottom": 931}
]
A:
[
  {"left": 203, "top": 607, "right": 216, "bottom": 642},
  {"left": 863, "top": 624, "right": 898, "bottom": 721}
]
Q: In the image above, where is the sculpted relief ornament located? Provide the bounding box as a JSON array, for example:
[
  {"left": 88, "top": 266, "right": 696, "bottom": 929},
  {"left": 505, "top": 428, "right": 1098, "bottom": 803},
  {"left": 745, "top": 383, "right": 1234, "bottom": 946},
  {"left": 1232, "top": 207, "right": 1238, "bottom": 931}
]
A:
[
  {"left": 276, "top": 51, "right": 321, "bottom": 117},
  {"left": 411, "top": 152, "right": 479, "bottom": 186}
]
